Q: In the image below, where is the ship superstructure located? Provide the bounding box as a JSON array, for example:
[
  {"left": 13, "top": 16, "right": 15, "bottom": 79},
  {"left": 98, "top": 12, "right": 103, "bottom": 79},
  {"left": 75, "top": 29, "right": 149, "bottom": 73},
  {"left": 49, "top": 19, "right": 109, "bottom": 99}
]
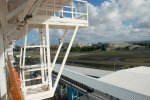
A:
[
  {"left": 0, "top": 0, "right": 88, "bottom": 100},
  {"left": 1, "top": 0, "right": 150, "bottom": 100}
]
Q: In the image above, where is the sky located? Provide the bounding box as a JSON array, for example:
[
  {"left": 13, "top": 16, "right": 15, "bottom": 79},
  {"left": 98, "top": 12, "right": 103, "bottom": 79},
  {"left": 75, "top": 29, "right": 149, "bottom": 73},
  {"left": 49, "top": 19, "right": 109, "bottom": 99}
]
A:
[
  {"left": 76, "top": 0, "right": 150, "bottom": 43},
  {"left": 16, "top": 0, "right": 150, "bottom": 45}
]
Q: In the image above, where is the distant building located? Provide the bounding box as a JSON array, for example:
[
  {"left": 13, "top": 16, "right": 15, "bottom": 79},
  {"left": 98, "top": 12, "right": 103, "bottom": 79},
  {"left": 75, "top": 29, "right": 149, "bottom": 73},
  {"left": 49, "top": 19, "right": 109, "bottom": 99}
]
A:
[
  {"left": 109, "top": 42, "right": 130, "bottom": 48},
  {"left": 129, "top": 45, "right": 146, "bottom": 50},
  {"left": 76, "top": 43, "right": 87, "bottom": 47},
  {"left": 107, "top": 42, "right": 130, "bottom": 50},
  {"left": 88, "top": 43, "right": 92, "bottom": 46}
]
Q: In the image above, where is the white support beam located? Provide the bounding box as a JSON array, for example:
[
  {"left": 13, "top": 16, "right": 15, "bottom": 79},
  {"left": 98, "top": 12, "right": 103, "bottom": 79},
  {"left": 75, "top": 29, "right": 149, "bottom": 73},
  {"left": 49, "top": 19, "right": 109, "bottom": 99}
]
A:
[
  {"left": 18, "top": 0, "right": 36, "bottom": 22},
  {"left": 7, "top": 1, "right": 27, "bottom": 20},
  {"left": 39, "top": 28, "right": 45, "bottom": 83},
  {"left": 53, "top": 26, "right": 79, "bottom": 94},
  {"left": 31, "top": 0, "right": 43, "bottom": 16},
  {"left": 42, "top": 28, "right": 47, "bottom": 81},
  {"left": 22, "top": 24, "right": 28, "bottom": 100},
  {"left": 45, "top": 24, "right": 52, "bottom": 90},
  {"left": 51, "top": 29, "right": 68, "bottom": 71},
  {"left": 0, "top": 0, "right": 7, "bottom": 33},
  {"left": 0, "top": 0, "right": 7, "bottom": 99},
  {"left": 19, "top": 47, "right": 23, "bottom": 89}
]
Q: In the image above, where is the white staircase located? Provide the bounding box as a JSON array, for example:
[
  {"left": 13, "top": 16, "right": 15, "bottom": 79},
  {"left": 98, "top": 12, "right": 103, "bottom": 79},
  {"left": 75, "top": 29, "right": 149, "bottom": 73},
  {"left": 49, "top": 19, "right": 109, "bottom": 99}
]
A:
[
  {"left": 19, "top": 24, "right": 79, "bottom": 100},
  {"left": 18, "top": 0, "right": 88, "bottom": 99}
]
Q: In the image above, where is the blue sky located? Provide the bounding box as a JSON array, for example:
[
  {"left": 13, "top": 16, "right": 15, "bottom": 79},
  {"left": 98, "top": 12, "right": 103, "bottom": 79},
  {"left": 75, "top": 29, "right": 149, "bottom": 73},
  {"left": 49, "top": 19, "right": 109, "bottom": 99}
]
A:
[
  {"left": 87, "top": 0, "right": 107, "bottom": 5},
  {"left": 16, "top": 0, "right": 150, "bottom": 45},
  {"left": 16, "top": 0, "right": 107, "bottom": 45},
  {"left": 77, "top": 0, "right": 150, "bottom": 43}
]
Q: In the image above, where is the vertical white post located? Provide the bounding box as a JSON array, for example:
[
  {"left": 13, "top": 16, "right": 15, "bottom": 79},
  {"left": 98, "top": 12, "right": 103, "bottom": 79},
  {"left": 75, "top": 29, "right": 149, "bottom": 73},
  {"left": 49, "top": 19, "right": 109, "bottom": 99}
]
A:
[
  {"left": 22, "top": 24, "right": 28, "bottom": 100},
  {"left": 53, "top": 26, "right": 79, "bottom": 92},
  {"left": 19, "top": 47, "right": 23, "bottom": 88},
  {"left": 71, "top": 0, "right": 74, "bottom": 19},
  {"left": 61, "top": 7, "right": 64, "bottom": 18},
  {"left": 39, "top": 28, "right": 45, "bottom": 83},
  {"left": 45, "top": 24, "right": 52, "bottom": 90},
  {"left": 0, "top": 1, "right": 7, "bottom": 98},
  {"left": 43, "top": 28, "right": 47, "bottom": 81},
  {"left": 51, "top": 29, "right": 68, "bottom": 71}
]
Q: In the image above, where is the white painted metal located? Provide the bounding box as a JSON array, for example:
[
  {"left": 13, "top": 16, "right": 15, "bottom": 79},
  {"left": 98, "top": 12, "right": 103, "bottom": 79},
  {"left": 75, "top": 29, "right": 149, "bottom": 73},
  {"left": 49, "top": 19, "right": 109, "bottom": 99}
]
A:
[
  {"left": 16, "top": 0, "right": 88, "bottom": 99},
  {"left": 0, "top": 0, "right": 8, "bottom": 99},
  {"left": 35, "top": 0, "right": 88, "bottom": 21},
  {"left": 20, "top": 25, "right": 80, "bottom": 99},
  {"left": 7, "top": 1, "right": 27, "bottom": 20},
  {"left": 39, "top": 28, "right": 45, "bottom": 83},
  {"left": 18, "top": 0, "right": 36, "bottom": 22},
  {"left": 42, "top": 29, "right": 47, "bottom": 82},
  {"left": 51, "top": 29, "right": 68, "bottom": 71},
  {"left": 20, "top": 23, "right": 52, "bottom": 100},
  {"left": 45, "top": 24, "right": 52, "bottom": 91},
  {"left": 53, "top": 26, "right": 79, "bottom": 92},
  {"left": 22, "top": 24, "right": 28, "bottom": 100},
  {"left": 32, "top": 0, "right": 43, "bottom": 16},
  {"left": 19, "top": 47, "right": 23, "bottom": 89},
  {"left": 0, "top": 34, "right": 7, "bottom": 100},
  {"left": 29, "top": 0, "right": 42, "bottom": 15},
  {"left": 71, "top": 0, "right": 74, "bottom": 19}
]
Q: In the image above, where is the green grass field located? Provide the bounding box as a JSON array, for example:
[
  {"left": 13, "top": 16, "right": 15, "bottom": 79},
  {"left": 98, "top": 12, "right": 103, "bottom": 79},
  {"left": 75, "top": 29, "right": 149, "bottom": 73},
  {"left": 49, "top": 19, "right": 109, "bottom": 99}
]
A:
[{"left": 14, "top": 50, "right": 150, "bottom": 71}]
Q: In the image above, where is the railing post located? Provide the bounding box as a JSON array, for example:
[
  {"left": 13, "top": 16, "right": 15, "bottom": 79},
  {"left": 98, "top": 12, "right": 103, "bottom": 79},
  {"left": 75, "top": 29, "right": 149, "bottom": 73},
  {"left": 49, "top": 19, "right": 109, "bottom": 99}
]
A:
[
  {"left": 71, "top": 0, "right": 74, "bottom": 19},
  {"left": 45, "top": 24, "right": 52, "bottom": 90},
  {"left": 22, "top": 23, "right": 28, "bottom": 100},
  {"left": 61, "top": 6, "right": 64, "bottom": 18},
  {"left": 19, "top": 47, "right": 23, "bottom": 88},
  {"left": 39, "top": 28, "right": 45, "bottom": 83},
  {"left": 43, "top": 28, "right": 47, "bottom": 81}
]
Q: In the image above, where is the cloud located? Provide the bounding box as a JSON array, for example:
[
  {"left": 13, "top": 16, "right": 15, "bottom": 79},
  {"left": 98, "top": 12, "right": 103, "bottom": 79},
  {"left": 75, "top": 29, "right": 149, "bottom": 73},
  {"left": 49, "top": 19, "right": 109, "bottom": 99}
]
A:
[
  {"left": 16, "top": 0, "right": 150, "bottom": 45},
  {"left": 76, "top": 0, "right": 150, "bottom": 43}
]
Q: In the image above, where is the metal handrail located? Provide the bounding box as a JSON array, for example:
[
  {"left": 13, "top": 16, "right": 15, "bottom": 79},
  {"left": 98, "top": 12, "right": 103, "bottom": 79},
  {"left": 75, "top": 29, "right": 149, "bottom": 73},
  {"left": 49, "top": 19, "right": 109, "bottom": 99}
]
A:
[
  {"left": 6, "top": 56, "right": 23, "bottom": 100},
  {"left": 36, "top": 0, "right": 88, "bottom": 21}
]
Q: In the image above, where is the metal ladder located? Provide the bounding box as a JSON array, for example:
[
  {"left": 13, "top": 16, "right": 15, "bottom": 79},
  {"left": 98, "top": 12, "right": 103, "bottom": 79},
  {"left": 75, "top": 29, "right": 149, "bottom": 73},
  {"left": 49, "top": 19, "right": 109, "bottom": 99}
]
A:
[{"left": 19, "top": 23, "right": 79, "bottom": 100}]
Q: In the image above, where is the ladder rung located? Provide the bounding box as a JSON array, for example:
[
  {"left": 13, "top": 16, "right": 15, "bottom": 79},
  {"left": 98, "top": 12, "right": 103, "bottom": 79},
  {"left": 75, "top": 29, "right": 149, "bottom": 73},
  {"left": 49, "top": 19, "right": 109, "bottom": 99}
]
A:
[
  {"left": 25, "top": 45, "right": 47, "bottom": 48},
  {"left": 25, "top": 64, "right": 47, "bottom": 68},
  {"left": 26, "top": 83, "right": 48, "bottom": 89},
  {"left": 25, "top": 77, "right": 42, "bottom": 81},
  {"left": 25, "top": 65, "right": 41, "bottom": 69},
  {"left": 25, "top": 68, "right": 48, "bottom": 72}
]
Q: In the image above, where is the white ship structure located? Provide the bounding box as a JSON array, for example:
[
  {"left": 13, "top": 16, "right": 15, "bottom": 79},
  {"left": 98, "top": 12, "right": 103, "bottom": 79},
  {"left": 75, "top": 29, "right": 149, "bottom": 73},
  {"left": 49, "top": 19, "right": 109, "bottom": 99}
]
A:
[{"left": 0, "top": 0, "right": 150, "bottom": 100}]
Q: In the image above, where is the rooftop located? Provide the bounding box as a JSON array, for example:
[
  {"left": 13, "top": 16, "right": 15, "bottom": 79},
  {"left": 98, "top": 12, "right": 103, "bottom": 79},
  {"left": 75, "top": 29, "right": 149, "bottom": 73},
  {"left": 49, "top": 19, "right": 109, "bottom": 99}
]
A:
[
  {"left": 64, "top": 64, "right": 113, "bottom": 78},
  {"left": 99, "top": 66, "right": 150, "bottom": 97},
  {"left": 54, "top": 65, "right": 150, "bottom": 100}
]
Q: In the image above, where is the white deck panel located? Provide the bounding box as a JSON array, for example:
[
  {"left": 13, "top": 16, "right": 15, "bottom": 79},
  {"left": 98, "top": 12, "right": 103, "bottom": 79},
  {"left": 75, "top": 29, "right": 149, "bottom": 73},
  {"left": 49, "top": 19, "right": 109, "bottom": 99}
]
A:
[{"left": 28, "top": 16, "right": 88, "bottom": 27}]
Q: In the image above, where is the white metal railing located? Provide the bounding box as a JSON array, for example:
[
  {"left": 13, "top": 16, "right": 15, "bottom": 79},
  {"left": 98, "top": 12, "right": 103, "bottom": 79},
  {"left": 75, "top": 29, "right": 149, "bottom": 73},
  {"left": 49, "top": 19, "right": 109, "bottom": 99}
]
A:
[{"left": 36, "top": 0, "right": 88, "bottom": 21}]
